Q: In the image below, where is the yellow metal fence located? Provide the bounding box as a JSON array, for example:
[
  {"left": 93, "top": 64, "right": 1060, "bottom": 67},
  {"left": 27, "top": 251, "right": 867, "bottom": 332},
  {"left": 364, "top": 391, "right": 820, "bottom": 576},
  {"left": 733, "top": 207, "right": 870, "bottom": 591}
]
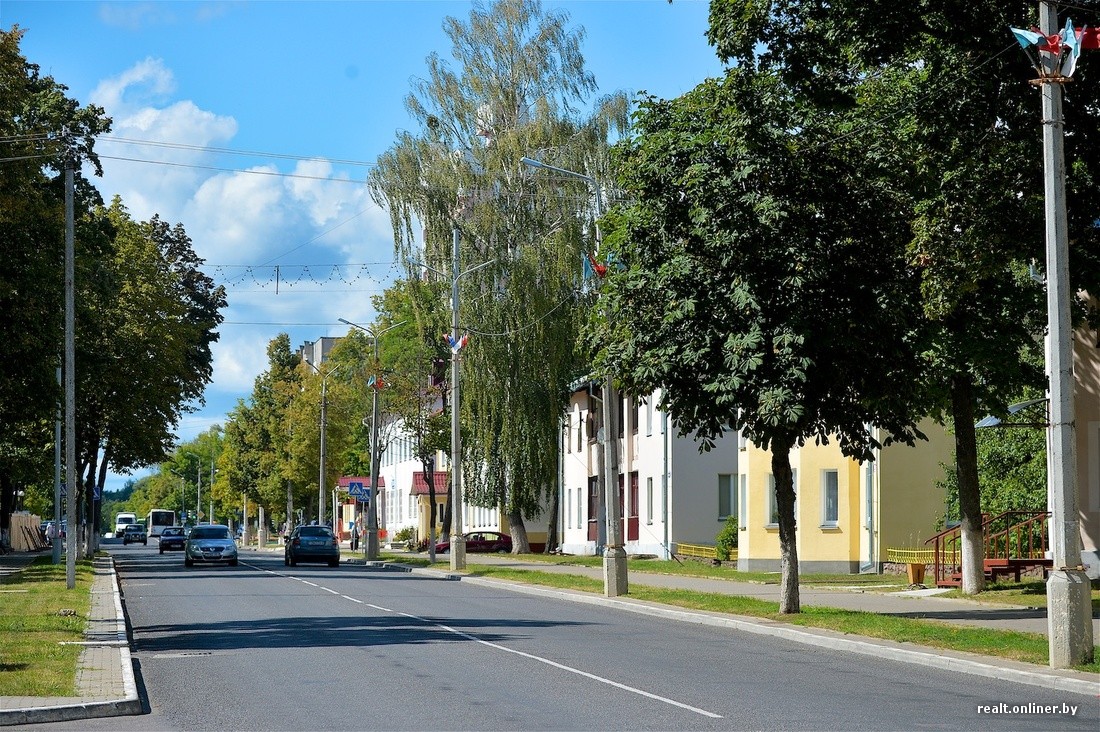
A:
[
  {"left": 675, "top": 543, "right": 737, "bottom": 561},
  {"left": 886, "top": 547, "right": 935, "bottom": 564}
]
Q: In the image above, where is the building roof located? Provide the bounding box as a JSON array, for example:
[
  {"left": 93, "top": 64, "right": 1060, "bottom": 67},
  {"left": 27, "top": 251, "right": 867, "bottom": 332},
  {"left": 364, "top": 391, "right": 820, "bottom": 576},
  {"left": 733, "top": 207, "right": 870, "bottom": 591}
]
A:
[{"left": 411, "top": 471, "right": 450, "bottom": 495}]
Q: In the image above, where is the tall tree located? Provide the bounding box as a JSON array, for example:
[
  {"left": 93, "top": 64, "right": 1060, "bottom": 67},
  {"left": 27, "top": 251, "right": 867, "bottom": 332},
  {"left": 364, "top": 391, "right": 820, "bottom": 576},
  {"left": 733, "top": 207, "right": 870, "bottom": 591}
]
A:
[
  {"left": 369, "top": 0, "right": 627, "bottom": 549},
  {"left": 0, "top": 27, "right": 110, "bottom": 546},
  {"left": 706, "top": 0, "right": 1100, "bottom": 593},
  {"left": 592, "top": 66, "right": 929, "bottom": 613}
]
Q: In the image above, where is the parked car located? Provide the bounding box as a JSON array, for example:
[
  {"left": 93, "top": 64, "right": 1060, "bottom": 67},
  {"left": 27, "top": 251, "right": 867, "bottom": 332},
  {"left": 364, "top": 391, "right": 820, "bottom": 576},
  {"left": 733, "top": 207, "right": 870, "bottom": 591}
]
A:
[
  {"left": 121, "top": 524, "right": 147, "bottom": 546},
  {"left": 435, "top": 531, "right": 512, "bottom": 554},
  {"left": 158, "top": 526, "right": 186, "bottom": 553},
  {"left": 184, "top": 524, "right": 238, "bottom": 567},
  {"left": 284, "top": 525, "right": 340, "bottom": 567}
]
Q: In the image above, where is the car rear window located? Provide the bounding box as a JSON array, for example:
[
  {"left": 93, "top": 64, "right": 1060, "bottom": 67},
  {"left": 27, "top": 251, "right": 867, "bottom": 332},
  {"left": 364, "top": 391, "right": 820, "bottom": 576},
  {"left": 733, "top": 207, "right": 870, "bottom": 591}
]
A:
[
  {"left": 162, "top": 528, "right": 183, "bottom": 537},
  {"left": 299, "top": 527, "right": 333, "bottom": 537},
  {"left": 190, "top": 527, "right": 230, "bottom": 540}
]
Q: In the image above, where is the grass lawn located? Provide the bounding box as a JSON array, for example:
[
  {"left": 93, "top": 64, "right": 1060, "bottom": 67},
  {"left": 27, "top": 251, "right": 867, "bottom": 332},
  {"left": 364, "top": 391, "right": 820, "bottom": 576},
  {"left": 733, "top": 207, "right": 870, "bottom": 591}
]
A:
[
  {"left": 0, "top": 557, "right": 94, "bottom": 697},
  {"left": 940, "top": 578, "right": 1100, "bottom": 612},
  {"left": 384, "top": 556, "right": 1099, "bottom": 674}
]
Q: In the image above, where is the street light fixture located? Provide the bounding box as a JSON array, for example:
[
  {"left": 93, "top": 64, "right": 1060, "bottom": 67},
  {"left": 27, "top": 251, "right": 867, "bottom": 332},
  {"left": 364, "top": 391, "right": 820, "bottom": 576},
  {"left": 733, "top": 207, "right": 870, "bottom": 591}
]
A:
[
  {"left": 338, "top": 317, "right": 406, "bottom": 561},
  {"left": 304, "top": 360, "right": 345, "bottom": 528},
  {"left": 412, "top": 245, "right": 493, "bottom": 572},
  {"left": 521, "top": 155, "right": 627, "bottom": 597}
]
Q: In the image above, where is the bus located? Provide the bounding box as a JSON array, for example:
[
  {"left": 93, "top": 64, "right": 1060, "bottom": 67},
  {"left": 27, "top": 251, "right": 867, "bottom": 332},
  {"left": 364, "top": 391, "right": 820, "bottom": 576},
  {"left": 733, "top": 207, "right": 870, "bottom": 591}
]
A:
[{"left": 145, "top": 509, "right": 176, "bottom": 537}]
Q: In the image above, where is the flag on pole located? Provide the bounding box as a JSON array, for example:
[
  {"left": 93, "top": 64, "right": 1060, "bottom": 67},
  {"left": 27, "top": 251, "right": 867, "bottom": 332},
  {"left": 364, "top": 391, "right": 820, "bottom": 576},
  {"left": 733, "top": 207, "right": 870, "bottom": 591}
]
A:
[{"left": 444, "top": 333, "right": 469, "bottom": 353}]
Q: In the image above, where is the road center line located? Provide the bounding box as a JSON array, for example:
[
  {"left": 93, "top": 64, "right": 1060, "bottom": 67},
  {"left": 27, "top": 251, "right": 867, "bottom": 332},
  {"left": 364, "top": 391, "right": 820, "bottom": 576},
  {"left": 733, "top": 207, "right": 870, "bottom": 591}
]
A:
[
  {"left": 260, "top": 563, "right": 715, "bottom": 717},
  {"left": 388, "top": 609, "right": 720, "bottom": 719}
]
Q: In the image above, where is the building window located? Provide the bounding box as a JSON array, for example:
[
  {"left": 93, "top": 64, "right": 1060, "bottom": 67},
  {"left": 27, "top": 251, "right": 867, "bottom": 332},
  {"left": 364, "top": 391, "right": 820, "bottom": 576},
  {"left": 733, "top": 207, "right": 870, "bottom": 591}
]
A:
[
  {"left": 768, "top": 471, "right": 798, "bottom": 527},
  {"left": 566, "top": 490, "right": 572, "bottom": 529},
  {"left": 631, "top": 396, "right": 639, "bottom": 435},
  {"left": 646, "top": 477, "right": 653, "bottom": 524},
  {"left": 644, "top": 397, "right": 653, "bottom": 436},
  {"left": 629, "top": 472, "right": 639, "bottom": 521},
  {"left": 718, "top": 474, "right": 733, "bottom": 520},
  {"left": 587, "top": 477, "right": 599, "bottom": 526},
  {"left": 587, "top": 391, "right": 599, "bottom": 443},
  {"left": 822, "top": 469, "right": 839, "bottom": 527},
  {"left": 576, "top": 487, "right": 583, "bottom": 529}
]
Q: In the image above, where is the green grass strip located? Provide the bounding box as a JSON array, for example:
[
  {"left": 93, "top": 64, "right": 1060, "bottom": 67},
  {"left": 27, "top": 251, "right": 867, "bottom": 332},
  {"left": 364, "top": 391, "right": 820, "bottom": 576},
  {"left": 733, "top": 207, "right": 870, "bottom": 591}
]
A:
[
  {"left": 0, "top": 558, "right": 94, "bottom": 697},
  {"left": 443, "top": 564, "right": 1099, "bottom": 674}
]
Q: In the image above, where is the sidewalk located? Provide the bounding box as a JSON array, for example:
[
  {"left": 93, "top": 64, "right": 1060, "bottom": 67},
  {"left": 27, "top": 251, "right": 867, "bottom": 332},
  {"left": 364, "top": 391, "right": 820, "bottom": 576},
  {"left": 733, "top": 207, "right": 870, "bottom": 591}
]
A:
[
  {"left": 0, "top": 551, "right": 141, "bottom": 727},
  {"left": 1, "top": 549, "right": 1096, "bottom": 727}
]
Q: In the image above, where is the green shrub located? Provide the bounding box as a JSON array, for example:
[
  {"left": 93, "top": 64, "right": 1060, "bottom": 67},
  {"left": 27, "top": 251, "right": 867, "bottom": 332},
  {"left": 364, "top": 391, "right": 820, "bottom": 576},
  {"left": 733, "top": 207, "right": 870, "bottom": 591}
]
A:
[
  {"left": 715, "top": 516, "right": 738, "bottom": 561},
  {"left": 394, "top": 526, "right": 416, "bottom": 543}
]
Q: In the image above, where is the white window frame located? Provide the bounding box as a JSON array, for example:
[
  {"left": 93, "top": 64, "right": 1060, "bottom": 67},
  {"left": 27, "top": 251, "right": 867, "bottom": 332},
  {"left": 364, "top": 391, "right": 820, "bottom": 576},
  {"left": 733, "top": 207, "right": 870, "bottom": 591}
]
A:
[
  {"left": 821, "top": 469, "right": 839, "bottom": 527},
  {"left": 646, "top": 476, "right": 654, "bottom": 524}
]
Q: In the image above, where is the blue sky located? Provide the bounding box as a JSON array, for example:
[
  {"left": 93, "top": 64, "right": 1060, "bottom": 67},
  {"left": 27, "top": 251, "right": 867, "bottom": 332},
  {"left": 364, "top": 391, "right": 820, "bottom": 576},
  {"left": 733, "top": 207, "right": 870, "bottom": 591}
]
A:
[{"left": 4, "top": 0, "right": 726, "bottom": 491}]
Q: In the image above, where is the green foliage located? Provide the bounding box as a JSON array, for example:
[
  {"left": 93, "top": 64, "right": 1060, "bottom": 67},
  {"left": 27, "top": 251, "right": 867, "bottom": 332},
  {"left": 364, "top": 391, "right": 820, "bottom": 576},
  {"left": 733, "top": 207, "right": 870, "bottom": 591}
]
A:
[
  {"left": 715, "top": 516, "right": 738, "bottom": 561},
  {"left": 369, "top": 0, "right": 629, "bottom": 526},
  {"left": 940, "top": 424, "right": 1047, "bottom": 526}
]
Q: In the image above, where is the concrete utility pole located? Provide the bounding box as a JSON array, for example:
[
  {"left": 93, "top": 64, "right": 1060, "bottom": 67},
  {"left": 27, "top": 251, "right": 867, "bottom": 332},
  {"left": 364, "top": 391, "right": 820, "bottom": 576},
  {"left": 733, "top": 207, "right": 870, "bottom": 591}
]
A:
[
  {"left": 64, "top": 153, "right": 77, "bottom": 589},
  {"left": 305, "top": 360, "right": 341, "bottom": 527},
  {"left": 338, "top": 318, "right": 406, "bottom": 561},
  {"left": 413, "top": 232, "right": 493, "bottom": 572},
  {"left": 521, "top": 157, "right": 627, "bottom": 597},
  {"left": 1035, "top": 1, "right": 1094, "bottom": 668}
]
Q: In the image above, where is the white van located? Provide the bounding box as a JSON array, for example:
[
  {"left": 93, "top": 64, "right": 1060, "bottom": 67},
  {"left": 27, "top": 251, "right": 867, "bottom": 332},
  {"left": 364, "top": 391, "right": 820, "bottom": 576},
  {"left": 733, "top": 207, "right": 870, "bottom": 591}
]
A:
[{"left": 114, "top": 512, "right": 138, "bottom": 537}]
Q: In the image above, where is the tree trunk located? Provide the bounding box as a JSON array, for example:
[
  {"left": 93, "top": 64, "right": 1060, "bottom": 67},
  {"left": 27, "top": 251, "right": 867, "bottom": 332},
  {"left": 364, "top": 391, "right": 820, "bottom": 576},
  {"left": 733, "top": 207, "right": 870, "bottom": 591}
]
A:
[
  {"left": 951, "top": 373, "right": 985, "bottom": 595},
  {"left": 442, "top": 478, "right": 453, "bottom": 539},
  {"left": 544, "top": 485, "right": 559, "bottom": 554},
  {"left": 425, "top": 459, "right": 438, "bottom": 562},
  {"left": 772, "top": 439, "right": 800, "bottom": 614},
  {"left": 507, "top": 506, "right": 530, "bottom": 554},
  {"left": 83, "top": 459, "right": 97, "bottom": 558},
  {"left": 94, "top": 456, "right": 109, "bottom": 553}
]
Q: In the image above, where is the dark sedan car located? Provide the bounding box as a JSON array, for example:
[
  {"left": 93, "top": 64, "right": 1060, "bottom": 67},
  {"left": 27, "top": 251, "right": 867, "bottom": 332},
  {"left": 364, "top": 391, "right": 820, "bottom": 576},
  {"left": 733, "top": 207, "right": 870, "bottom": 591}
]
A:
[
  {"left": 284, "top": 525, "right": 340, "bottom": 567},
  {"left": 158, "top": 526, "right": 186, "bottom": 553},
  {"left": 435, "top": 530, "right": 512, "bottom": 554}
]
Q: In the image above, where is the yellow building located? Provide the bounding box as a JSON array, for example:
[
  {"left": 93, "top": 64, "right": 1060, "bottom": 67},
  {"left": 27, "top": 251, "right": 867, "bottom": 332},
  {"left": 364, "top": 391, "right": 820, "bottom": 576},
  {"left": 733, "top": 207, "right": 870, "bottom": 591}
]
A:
[{"left": 737, "top": 421, "right": 954, "bottom": 573}]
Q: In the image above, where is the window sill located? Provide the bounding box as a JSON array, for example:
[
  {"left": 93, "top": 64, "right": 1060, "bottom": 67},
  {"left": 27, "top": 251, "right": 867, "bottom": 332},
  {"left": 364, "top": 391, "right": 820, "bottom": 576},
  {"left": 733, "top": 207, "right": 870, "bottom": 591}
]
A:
[
  {"left": 765, "top": 523, "right": 779, "bottom": 531},
  {"left": 819, "top": 524, "right": 841, "bottom": 531}
]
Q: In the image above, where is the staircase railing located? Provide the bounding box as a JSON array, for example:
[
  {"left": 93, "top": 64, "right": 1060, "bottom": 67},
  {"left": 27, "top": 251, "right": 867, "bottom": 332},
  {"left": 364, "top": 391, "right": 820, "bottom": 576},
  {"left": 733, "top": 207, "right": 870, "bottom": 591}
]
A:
[{"left": 924, "top": 510, "right": 1050, "bottom": 586}]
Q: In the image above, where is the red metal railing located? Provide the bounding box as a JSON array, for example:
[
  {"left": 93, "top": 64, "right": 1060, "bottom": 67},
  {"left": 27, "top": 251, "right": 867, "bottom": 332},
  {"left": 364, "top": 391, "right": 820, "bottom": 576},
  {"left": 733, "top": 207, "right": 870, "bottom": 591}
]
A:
[{"left": 924, "top": 510, "right": 1050, "bottom": 586}]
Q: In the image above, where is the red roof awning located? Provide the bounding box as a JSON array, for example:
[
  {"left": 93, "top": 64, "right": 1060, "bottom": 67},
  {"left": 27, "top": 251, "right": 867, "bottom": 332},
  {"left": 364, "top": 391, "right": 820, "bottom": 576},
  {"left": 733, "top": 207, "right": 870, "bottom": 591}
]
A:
[
  {"left": 338, "top": 475, "right": 385, "bottom": 489},
  {"left": 411, "top": 471, "right": 450, "bottom": 495}
]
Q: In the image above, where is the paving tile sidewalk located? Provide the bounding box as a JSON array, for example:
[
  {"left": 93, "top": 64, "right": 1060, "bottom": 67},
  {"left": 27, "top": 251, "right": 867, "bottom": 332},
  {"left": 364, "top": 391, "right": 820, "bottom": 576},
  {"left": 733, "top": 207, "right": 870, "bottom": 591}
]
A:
[{"left": 0, "top": 552, "right": 141, "bottom": 727}]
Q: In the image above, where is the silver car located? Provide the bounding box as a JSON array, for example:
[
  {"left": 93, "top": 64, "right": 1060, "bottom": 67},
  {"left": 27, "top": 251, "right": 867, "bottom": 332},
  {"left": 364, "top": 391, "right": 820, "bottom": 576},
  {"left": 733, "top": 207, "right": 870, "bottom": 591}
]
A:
[{"left": 184, "top": 524, "right": 238, "bottom": 567}]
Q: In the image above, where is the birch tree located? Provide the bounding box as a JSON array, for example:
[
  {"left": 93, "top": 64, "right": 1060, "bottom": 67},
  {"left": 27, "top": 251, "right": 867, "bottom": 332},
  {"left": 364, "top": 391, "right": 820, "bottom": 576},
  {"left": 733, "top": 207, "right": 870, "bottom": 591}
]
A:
[{"left": 369, "top": 0, "right": 627, "bottom": 550}]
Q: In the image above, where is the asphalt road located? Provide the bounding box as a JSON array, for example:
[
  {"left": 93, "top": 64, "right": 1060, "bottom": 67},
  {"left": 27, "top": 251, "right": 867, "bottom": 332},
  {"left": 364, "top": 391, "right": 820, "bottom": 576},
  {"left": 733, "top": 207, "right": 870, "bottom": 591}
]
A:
[{"left": 22, "top": 542, "right": 1100, "bottom": 731}]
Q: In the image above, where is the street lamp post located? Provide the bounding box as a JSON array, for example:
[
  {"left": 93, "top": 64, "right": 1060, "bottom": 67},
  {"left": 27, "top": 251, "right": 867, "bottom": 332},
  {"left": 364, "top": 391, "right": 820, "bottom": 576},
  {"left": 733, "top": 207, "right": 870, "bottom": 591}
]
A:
[
  {"left": 414, "top": 240, "right": 493, "bottom": 572},
  {"left": 304, "top": 360, "right": 343, "bottom": 527},
  {"left": 338, "top": 318, "right": 406, "bottom": 561},
  {"left": 521, "top": 156, "right": 627, "bottom": 597}
]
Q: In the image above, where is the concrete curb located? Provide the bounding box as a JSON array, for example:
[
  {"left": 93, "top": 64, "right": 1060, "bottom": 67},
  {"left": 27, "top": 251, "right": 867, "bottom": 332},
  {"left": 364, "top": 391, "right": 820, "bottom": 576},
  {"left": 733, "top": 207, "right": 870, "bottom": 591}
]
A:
[
  {"left": 0, "top": 558, "right": 142, "bottom": 727},
  {"left": 403, "top": 565, "right": 1100, "bottom": 699}
]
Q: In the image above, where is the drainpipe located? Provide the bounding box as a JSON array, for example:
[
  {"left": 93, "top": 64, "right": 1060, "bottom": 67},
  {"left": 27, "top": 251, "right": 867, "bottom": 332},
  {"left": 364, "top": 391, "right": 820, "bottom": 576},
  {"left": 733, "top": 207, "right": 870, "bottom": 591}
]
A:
[{"left": 662, "top": 398, "right": 670, "bottom": 560}]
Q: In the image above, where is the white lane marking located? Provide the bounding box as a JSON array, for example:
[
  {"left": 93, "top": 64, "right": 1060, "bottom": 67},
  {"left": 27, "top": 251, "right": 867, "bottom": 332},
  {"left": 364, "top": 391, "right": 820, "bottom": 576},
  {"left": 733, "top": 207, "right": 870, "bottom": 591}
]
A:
[
  {"left": 254, "top": 564, "right": 717, "bottom": 718},
  {"left": 387, "top": 611, "right": 719, "bottom": 718},
  {"left": 301, "top": 580, "right": 318, "bottom": 587}
]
